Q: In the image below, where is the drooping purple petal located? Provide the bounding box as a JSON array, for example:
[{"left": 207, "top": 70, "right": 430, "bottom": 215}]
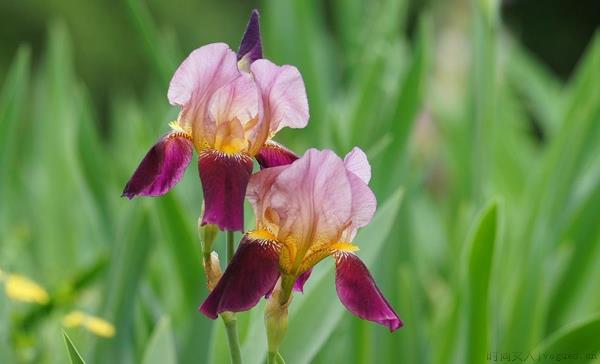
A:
[
  {"left": 293, "top": 269, "right": 313, "bottom": 293},
  {"left": 237, "top": 10, "right": 262, "bottom": 65},
  {"left": 122, "top": 133, "right": 193, "bottom": 199},
  {"left": 198, "top": 150, "right": 254, "bottom": 231},
  {"left": 255, "top": 141, "right": 298, "bottom": 169},
  {"left": 199, "top": 234, "right": 280, "bottom": 318},
  {"left": 334, "top": 252, "right": 403, "bottom": 332}
]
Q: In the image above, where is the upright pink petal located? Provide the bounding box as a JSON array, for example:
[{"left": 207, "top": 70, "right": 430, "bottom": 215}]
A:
[
  {"left": 199, "top": 234, "right": 280, "bottom": 318},
  {"left": 167, "top": 43, "right": 240, "bottom": 143},
  {"left": 198, "top": 150, "right": 253, "bottom": 231},
  {"left": 208, "top": 73, "right": 259, "bottom": 126},
  {"left": 237, "top": 10, "right": 262, "bottom": 66},
  {"left": 122, "top": 133, "right": 193, "bottom": 199},
  {"left": 334, "top": 252, "right": 403, "bottom": 332},
  {"left": 341, "top": 148, "right": 376, "bottom": 240},
  {"left": 255, "top": 141, "right": 298, "bottom": 169},
  {"left": 250, "top": 59, "right": 309, "bottom": 134},
  {"left": 264, "top": 149, "right": 353, "bottom": 247},
  {"left": 344, "top": 147, "right": 371, "bottom": 184}
]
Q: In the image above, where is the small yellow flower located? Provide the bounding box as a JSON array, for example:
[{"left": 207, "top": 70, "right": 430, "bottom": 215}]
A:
[
  {"left": 2, "top": 272, "right": 49, "bottom": 305},
  {"left": 63, "top": 310, "right": 115, "bottom": 338}
]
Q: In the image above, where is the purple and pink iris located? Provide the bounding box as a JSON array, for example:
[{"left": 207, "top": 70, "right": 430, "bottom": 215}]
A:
[{"left": 123, "top": 11, "right": 402, "bottom": 332}]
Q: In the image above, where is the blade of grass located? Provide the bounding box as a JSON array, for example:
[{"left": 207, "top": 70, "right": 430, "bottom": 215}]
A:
[
  {"left": 63, "top": 331, "right": 87, "bottom": 364},
  {"left": 141, "top": 316, "right": 177, "bottom": 364},
  {"left": 463, "top": 199, "right": 501, "bottom": 363}
]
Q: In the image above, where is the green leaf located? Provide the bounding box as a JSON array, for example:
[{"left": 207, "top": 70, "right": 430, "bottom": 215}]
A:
[
  {"left": 63, "top": 331, "right": 86, "bottom": 364},
  {"left": 463, "top": 199, "right": 501, "bottom": 364},
  {"left": 0, "top": 45, "right": 30, "bottom": 215},
  {"left": 142, "top": 316, "right": 177, "bottom": 364},
  {"left": 534, "top": 315, "right": 600, "bottom": 364}
]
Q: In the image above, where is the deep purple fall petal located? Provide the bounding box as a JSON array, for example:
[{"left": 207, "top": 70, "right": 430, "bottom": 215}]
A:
[
  {"left": 237, "top": 10, "right": 262, "bottom": 65},
  {"left": 293, "top": 269, "right": 313, "bottom": 293},
  {"left": 334, "top": 252, "right": 403, "bottom": 332},
  {"left": 198, "top": 150, "right": 253, "bottom": 232},
  {"left": 199, "top": 235, "right": 280, "bottom": 318},
  {"left": 255, "top": 141, "right": 298, "bottom": 169},
  {"left": 122, "top": 133, "right": 193, "bottom": 199}
]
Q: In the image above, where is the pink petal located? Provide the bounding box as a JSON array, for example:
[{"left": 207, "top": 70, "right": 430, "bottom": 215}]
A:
[
  {"left": 198, "top": 150, "right": 253, "bottom": 232},
  {"left": 344, "top": 147, "right": 371, "bottom": 184},
  {"left": 250, "top": 59, "right": 309, "bottom": 134},
  {"left": 122, "top": 133, "right": 193, "bottom": 198},
  {"left": 255, "top": 141, "right": 298, "bottom": 169},
  {"left": 167, "top": 43, "right": 240, "bottom": 142},
  {"left": 199, "top": 234, "right": 280, "bottom": 318},
  {"left": 334, "top": 252, "right": 403, "bottom": 332},
  {"left": 343, "top": 172, "right": 377, "bottom": 241},
  {"left": 237, "top": 10, "right": 262, "bottom": 65},
  {"left": 266, "top": 149, "right": 352, "bottom": 246},
  {"left": 246, "top": 164, "right": 288, "bottom": 227},
  {"left": 208, "top": 73, "right": 259, "bottom": 126}
]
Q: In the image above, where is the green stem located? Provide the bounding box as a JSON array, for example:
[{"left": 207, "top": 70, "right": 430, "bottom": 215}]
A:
[
  {"left": 226, "top": 230, "right": 235, "bottom": 264},
  {"left": 221, "top": 312, "right": 242, "bottom": 364},
  {"left": 222, "top": 231, "right": 241, "bottom": 363}
]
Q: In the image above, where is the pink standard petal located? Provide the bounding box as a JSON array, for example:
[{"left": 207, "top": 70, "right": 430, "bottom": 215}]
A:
[
  {"left": 199, "top": 234, "right": 280, "bottom": 319},
  {"left": 208, "top": 73, "right": 259, "bottom": 126},
  {"left": 344, "top": 147, "right": 371, "bottom": 184},
  {"left": 255, "top": 141, "right": 299, "bottom": 169},
  {"left": 122, "top": 133, "right": 193, "bottom": 199},
  {"left": 198, "top": 150, "right": 253, "bottom": 232},
  {"left": 293, "top": 269, "right": 313, "bottom": 293},
  {"left": 168, "top": 43, "right": 240, "bottom": 143},
  {"left": 334, "top": 252, "right": 403, "bottom": 332},
  {"left": 168, "top": 43, "right": 239, "bottom": 107},
  {"left": 250, "top": 59, "right": 309, "bottom": 134},
  {"left": 267, "top": 149, "right": 353, "bottom": 245}
]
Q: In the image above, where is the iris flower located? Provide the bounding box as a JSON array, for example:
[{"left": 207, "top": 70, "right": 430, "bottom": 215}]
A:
[
  {"left": 122, "top": 10, "right": 309, "bottom": 231},
  {"left": 199, "top": 148, "right": 403, "bottom": 331}
]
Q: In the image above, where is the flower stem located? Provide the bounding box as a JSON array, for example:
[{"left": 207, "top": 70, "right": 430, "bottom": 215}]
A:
[
  {"left": 222, "top": 231, "right": 241, "bottom": 363},
  {"left": 221, "top": 312, "right": 242, "bottom": 364},
  {"left": 226, "top": 230, "right": 235, "bottom": 263}
]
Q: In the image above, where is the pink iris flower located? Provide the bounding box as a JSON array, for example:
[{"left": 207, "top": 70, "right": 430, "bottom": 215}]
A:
[
  {"left": 122, "top": 10, "right": 309, "bottom": 231},
  {"left": 199, "top": 148, "right": 403, "bottom": 331}
]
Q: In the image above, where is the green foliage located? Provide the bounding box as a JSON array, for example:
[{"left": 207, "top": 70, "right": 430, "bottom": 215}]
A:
[
  {"left": 63, "top": 331, "right": 86, "bottom": 364},
  {"left": 1, "top": 0, "right": 599, "bottom": 363}
]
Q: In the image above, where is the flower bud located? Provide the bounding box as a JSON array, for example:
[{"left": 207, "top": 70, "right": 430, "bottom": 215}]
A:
[
  {"left": 199, "top": 221, "right": 219, "bottom": 255},
  {"left": 264, "top": 279, "right": 292, "bottom": 354},
  {"left": 203, "top": 251, "right": 222, "bottom": 291}
]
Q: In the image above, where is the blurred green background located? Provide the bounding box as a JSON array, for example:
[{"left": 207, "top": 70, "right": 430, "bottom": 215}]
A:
[{"left": 1, "top": 0, "right": 600, "bottom": 363}]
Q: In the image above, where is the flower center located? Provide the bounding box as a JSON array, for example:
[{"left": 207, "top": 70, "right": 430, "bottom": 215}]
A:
[{"left": 214, "top": 118, "right": 249, "bottom": 154}]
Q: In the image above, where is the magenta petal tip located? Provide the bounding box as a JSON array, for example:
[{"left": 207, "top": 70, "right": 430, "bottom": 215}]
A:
[
  {"left": 199, "top": 235, "right": 280, "bottom": 318},
  {"left": 292, "top": 269, "right": 313, "bottom": 293},
  {"left": 255, "top": 141, "right": 299, "bottom": 169},
  {"left": 122, "top": 133, "right": 193, "bottom": 199},
  {"left": 334, "top": 252, "right": 403, "bottom": 332}
]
